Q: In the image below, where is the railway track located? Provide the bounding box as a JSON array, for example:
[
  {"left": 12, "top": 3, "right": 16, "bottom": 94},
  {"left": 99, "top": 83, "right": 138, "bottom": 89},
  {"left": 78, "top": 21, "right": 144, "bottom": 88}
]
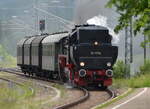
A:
[
  {"left": 0, "top": 76, "right": 34, "bottom": 96},
  {"left": 0, "top": 67, "right": 115, "bottom": 109},
  {"left": 55, "top": 87, "right": 89, "bottom": 109},
  {"left": 0, "top": 77, "right": 23, "bottom": 86},
  {"left": 1, "top": 74, "right": 61, "bottom": 104},
  {"left": 1, "top": 67, "right": 63, "bottom": 84}
]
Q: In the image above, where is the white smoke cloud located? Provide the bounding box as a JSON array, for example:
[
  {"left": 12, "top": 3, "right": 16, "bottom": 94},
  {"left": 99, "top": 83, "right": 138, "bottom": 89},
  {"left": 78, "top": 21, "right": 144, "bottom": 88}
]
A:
[{"left": 87, "top": 15, "right": 119, "bottom": 44}]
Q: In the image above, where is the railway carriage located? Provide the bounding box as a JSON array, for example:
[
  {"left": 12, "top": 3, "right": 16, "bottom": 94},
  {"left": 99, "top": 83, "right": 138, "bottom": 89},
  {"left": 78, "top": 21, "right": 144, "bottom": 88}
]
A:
[
  {"left": 31, "top": 35, "right": 47, "bottom": 74},
  {"left": 23, "top": 37, "right": 36, "bottom": 73},
  {"left": 41, "top": 32, "right": 68, "bottom": 77},
  {"left": 17, "top": 37, "right": 29, "bottom": 67},
  {"left": 17, "top": 25, "right": 118, "bottom": 88}
]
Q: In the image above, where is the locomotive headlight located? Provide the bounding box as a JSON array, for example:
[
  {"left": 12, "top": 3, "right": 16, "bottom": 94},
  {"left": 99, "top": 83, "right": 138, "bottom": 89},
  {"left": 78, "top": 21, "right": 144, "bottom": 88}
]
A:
[
  {"left": 106, "top": 69, "right": 113, "bottom": 77},
  {"left": 107, "top": 62, "right": 111, "bottom": 67},
  {"left": 94, "top": 41, "right": 98, "bottom": 46},
  {"left": 74, "top": 46, "right": 77, "bottom": 50},
  {"left": 80, "top": 62, "right": 85, "bottom": 67},
  {"left": 79, "top": 69, "right": 86, "bottom": 77}
]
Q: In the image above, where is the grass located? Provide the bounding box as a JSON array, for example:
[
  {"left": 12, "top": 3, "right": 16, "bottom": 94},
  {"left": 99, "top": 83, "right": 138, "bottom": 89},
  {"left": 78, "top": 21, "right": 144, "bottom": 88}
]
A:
[
  {"left": 51, "top": 83, "right": 66, "bottom": 97},
  {"left": 0, "top": 72, "right": 41, "bottom": 109},
  {"left": 113, "top": 73, "right": 150, "bottom": 88},
  {"left": 0, "top": 88, "right": 19, "bottom": 109},
  {"left": 0, "top": 58, "right": 16, "bottom": 68},
  {"left": 0, "top": 44, "right": 16, "bottom": 68},
  {"left": 0, "top": 80, "right": 38, "bottom": 109}
]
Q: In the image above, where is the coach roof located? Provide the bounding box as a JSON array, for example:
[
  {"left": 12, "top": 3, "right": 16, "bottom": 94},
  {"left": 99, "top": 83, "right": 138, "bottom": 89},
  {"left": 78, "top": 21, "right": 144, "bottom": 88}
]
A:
[
  {"left": 17, "top": 37, "right": 29, "bottom": 46},
  {"left": 32, "top": 36, "right": 46, "bottom": 44},
  {"left": 24, "top": 37, "right": 36, "bottom": 45},
  {"left": 42, "top": 33, "right": 68, "bottom": 44}
]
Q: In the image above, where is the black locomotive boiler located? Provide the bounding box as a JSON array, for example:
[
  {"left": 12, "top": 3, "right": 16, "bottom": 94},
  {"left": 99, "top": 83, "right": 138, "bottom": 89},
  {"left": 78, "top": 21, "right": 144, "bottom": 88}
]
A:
[{"left": 17, "top": 25, "right": 118, "bottom": 88}]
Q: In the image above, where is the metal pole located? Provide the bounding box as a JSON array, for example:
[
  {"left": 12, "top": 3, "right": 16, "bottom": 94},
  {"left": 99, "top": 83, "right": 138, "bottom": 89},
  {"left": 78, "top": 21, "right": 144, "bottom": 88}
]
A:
[
  {"left": 34, "top": 0, "right": 39, "bottom": 34},
  {"left": 144, "top": 35, "right": 146, "bottom": 64},
  {"left": 125, "top": 27, "right": 128, "bottom": 65},
  {"left": 125, "top": 27, "right": 128, "bottom": 78},
  {"left": 130, "top": 17, "right": 133, "bottom": 63},
  {"left": 125, "top": 26, "right": 131, "bottom": 78}
]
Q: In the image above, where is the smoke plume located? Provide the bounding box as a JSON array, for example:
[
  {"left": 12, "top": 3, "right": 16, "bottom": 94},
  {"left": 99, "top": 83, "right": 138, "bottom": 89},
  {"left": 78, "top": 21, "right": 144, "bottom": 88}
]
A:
[
  {"left": 87, "top": 15, "right": 119, "bottom": 44},
  {"left": 74, "top": 0, "right": 110, "bottom": 24}
]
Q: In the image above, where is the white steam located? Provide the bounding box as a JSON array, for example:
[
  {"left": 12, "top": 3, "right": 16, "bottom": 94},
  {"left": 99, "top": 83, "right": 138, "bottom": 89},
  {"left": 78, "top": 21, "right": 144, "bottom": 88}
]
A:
[{"left": 87, "top": 15, "right": 119, "bottom": 44}]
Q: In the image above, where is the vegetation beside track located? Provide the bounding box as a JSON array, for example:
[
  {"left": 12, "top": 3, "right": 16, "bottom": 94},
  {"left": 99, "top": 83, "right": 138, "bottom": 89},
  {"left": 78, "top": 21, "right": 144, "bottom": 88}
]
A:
[
  {"left": 113, "top": 59, "right": 150, "bottom": 88},
  {"left": 51, "top": 83, "right": 66, "bottom": 97},
  {"left": 0, "top": 77, "right": 37, "bottom": 109},
  {"left": 113, "top": 73, "right": 150, "bottom": 88},
  {"left": 0, "top": 45, "right": 16, "bottom": 68}
]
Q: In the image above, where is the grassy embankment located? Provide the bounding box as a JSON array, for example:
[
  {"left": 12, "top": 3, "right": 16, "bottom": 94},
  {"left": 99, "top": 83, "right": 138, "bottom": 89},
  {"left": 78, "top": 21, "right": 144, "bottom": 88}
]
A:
[
  {"left": 113, "top": 73, "right": 150, "bottom": 88},
  {"left": 113, "top": 60, "right": 150, "bottom": 88},
  {"left": 0, "top": 79, "right": 37, "bottom": 109}
]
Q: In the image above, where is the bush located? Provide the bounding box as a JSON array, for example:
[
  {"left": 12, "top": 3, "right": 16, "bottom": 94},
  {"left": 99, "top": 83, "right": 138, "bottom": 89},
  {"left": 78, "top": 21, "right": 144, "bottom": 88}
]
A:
[
  {"left": 114, "top": 74, "right": 150, "bottom": 88},
  {"left": 113, "top": 60, "right": 126, "bottom": 78},
  {"left": 140, "top": 60, "right": 150, "bottom": 74}
]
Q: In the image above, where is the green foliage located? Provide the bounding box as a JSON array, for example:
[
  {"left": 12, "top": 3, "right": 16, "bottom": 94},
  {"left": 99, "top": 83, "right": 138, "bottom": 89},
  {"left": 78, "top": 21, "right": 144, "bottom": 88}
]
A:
[
  {"left": 106, "top": 0, "right": 150, "bottom": 46},
  {"left": 114, "top": 74, "right": 150, "bottom": 88},
  {"left": 0, "top": 87, "right": 19, "bottom": 109},
  {"left": 0, "top": 77, "right": 42, "bottom": 109},
  {"left": 113, "top": 60, "right": 126, "bottom": 78},
  {"left": 113, "top": 60, "right": 150, "bottom": 88},
  {"left": 0, "top": 44, "right": 16, "bottom": 67},
  {"left": 140, "top": 60, "right": 150, "bottom": 74}
]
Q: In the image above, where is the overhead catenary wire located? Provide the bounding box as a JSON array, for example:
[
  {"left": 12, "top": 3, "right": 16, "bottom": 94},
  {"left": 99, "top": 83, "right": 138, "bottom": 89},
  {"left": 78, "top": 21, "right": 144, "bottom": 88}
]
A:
[
  {"left": 46, "top": 17, "right": 72, "bottom": 30},
  {"left": 8, "top": 20, "right": 38, "bottom": 34},
  {"left": 39, "top": 5, "right": 73, "bottom": 9},
  {"left": 34, "top": 6, "right": 75, "bottom": 29},
  {"left": 10, "top": 18, "right": 38, "bottom": 33}
]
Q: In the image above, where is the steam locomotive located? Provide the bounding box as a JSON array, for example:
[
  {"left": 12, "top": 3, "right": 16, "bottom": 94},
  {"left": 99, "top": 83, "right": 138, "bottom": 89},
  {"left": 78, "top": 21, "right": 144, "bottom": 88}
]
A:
[{"left": 17, "top": 25, "right": 118, "bottom": 88}]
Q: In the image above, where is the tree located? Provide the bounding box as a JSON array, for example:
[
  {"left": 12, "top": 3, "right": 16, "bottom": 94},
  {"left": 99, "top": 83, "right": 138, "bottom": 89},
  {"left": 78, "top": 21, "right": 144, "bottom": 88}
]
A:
[{"left": 106, "top": 0, "right": 150, "bottom": 46}]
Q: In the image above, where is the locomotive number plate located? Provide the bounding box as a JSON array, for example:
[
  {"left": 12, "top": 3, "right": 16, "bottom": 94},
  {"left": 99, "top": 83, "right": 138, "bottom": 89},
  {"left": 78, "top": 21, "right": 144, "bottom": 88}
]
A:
[{"left": 90, "top": 51, "right": 101, "bottom": 55}]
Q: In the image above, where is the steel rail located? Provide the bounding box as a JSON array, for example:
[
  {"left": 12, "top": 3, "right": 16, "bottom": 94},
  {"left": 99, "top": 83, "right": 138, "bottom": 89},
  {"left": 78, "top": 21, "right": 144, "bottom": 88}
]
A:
[
  {"left": 54, "top": 87, "right": 89, "bottom": 109},
  {"left": 0, "top": 77, "right": 34, "bottom": 95},
  {"left": 91, "top": 88, "right": 116, "bottom": 109},
  {"left": 1, "top": 68, "right": 63, "bottom": 85}
]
